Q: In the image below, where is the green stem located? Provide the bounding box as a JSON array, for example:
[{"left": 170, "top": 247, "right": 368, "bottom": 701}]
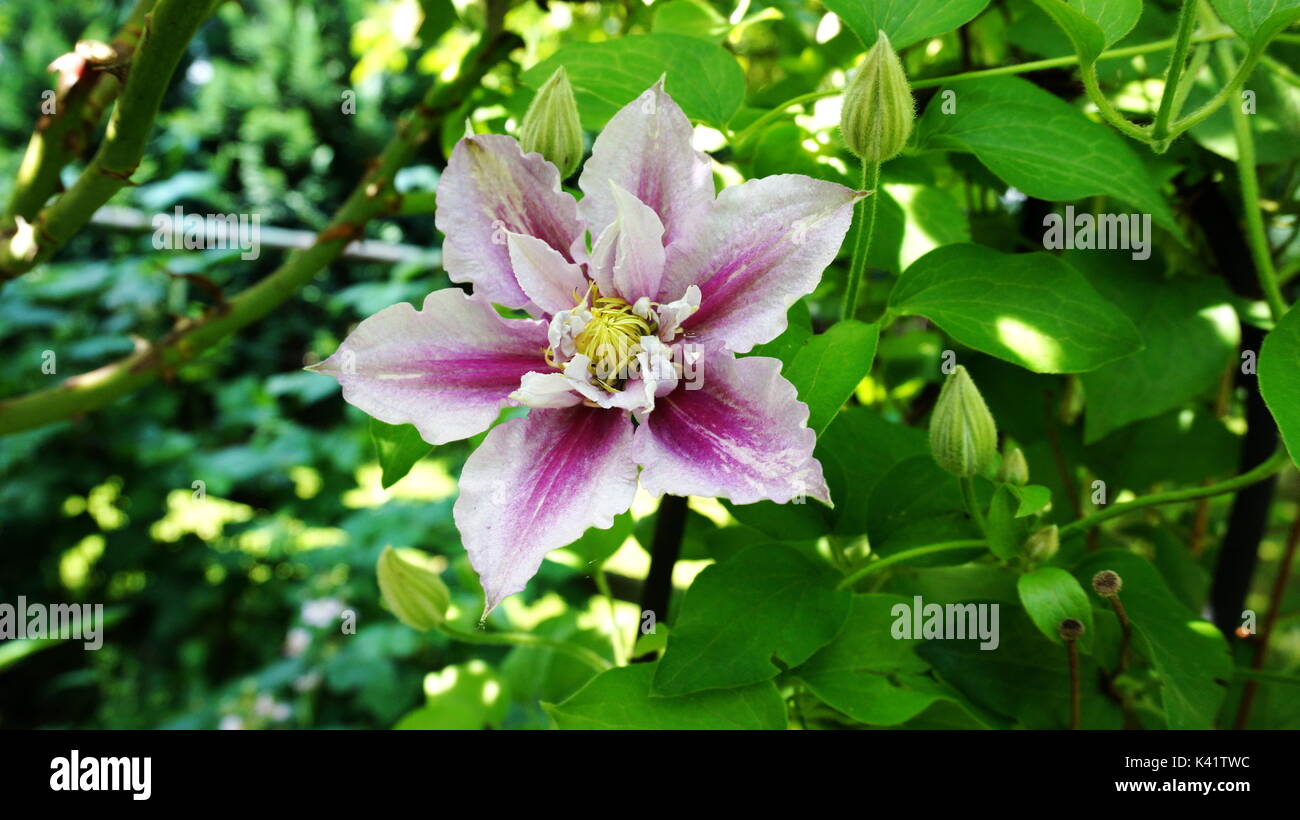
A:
[
  {"left": 438, "top": 624, "right": 612, "bottom": 673},
  {"left": 729, "top": 31, "right": 1237, "bottom": 148},
  {"left": 840, "top": 160, "right": 880, "bottom": 321},
  {"left": 1220, "top": 39, "right": 1289, "bottom": 322},
  {"left": 960, "top": 475, "right": 987, "bottom": 533},
  {"left": 1059, "top": 448, "right": 1291, "bottom": 538},
  {"left": 1079, "top": 60, "right": 1153, "bottom": 142},
  {"left": 1233, "top": 667, "right": 1300, "bottom": 687},
  {"left": 593, "top": 568, "right": 626, "bottom": 665},
  {"left": 836, "top": 540, "right": 985, "bottom": 590},
  {"left": 1166, "top": 34, "right": 1275, "bottom": 140},
  {"left": 0, "top": 31, "right": 521, "bottom": 436},
  {"left": 1151, "top": 0, "right": 1200, "bottom": 145}
]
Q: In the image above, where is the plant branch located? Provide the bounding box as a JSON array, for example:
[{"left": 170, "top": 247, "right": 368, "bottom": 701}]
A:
[
  {"left": 1233, "top": 512, "right": 1300, "bottom": 728},
  {"left": 836, "top": 540, "right": 985, "bottom": 590},
  {"left": 840, "top": 160, "right": 879, "bottom": 321},
  {"left": 1219, "top": 39, "right": 1289, "bottom": 322},
  {"left": 4, "top": 0, "right": 156, "bottom": 222},
  {"left": 1, "top": 0, "right": 210, "bottom": 282},
  {"left": 1058, "top": 448, "right": 1291, "bottom": 539},
  {"left": 0, "top": 31, "right": 521, "bottom": 437},
  {"left": 1151, "top": 0, "right": 1199, "bottom": 145},
  {"left": 632, "top": 494, "right": 688, "bottom": 660}
]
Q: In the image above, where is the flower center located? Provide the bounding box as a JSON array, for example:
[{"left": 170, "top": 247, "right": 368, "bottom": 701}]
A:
[{"left": 573, "top": 288, "right": 655, "bottom": 391}]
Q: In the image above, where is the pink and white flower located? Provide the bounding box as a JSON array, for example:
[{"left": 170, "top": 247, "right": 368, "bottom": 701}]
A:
[{"left": 312, "top": 82, "right": 863, "bottom": 612}]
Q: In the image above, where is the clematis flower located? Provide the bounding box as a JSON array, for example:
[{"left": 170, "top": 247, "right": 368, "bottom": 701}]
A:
[{"left": 311, "top": 81, "right": 863, "bottom": 613}]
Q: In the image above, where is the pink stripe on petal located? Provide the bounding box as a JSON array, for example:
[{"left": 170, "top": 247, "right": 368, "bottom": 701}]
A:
[
  {"left": 436, "top": 134, "right": 585, "bottom": 309},
  {"left": 310, "top": 289, "right": 548, "bottom": 445},
  {"left": 578, "top": 81, "right": 713, "bottom": 255},
  {"left": 635, "top": 353, "right": 830, "bottom": 506},
  {"left": 664, "top": 175, "right": 861, "bottom": 353},
  {"left": 455, "top": 405, "right": 638, "bottom": 613}
]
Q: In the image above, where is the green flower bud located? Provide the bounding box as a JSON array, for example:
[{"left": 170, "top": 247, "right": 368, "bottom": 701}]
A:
[
  {"left": 519, "top": 66, "right": 583, "bottom": 179},
  {"left": 377, "top": 546, "right": 450, "bottom": 631},
  {"left": 999, "top": 446, "right": 1029, "bottom": 486},
  {"left": 840, "top": 30, "right": 915, "bottom": 163},
  {"left": 929, "top": 365, "right": 998, "bottom": 477},
  {"left": 1024, "top": 525, "right": 1060, "bottom": 563}
]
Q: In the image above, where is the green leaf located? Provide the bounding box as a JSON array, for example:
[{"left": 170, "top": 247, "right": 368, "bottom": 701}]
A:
[
  {"left": 1012, "top": 484, "right": 1052, "bottom": 517},
  {"left": 1017, "top": 567, "right": 1094, "bottom": 652},
  {"left": 866, "top": 455, "right": 983, "bottom": 559},
  {"left": 819, "top": 406, "right": 929, "bottom": 536},
  {"left": 917, "top": 76, "right": 1175, "bottom": 229},
  {"left": 369, "top": 418, "right": 432, "bottom": 489},
  {"left": 1069, "top": 252, "right": 1240, "bottom": 443},
  {"left": 824, "top": 0, "right": 992, "bottom": 50},
  {"left": 1030, "top": 0, "right": 1106, "bottom": 63},
  {"left": 1031, "top": 0, "right": 1141, "bottom": 62},
  {"left": 521, "top": 34, "right": 745, "bottom": 129},
  {"left": 889, "top": 243, "right": 1143, "bottom": 373},
  {"left": 779, "top": 319, "right": 880, "bottom": 436},
  {"left": 651, "top": 0, "right": 728, "bottom": 42},
  {"left": 394, "top": 661, "right": 508, "bottom": 729},
  {"left": 1211, "top": 0, "right": 1300, "bottom": 43},
  {"left": 918, "top": 603, "right": 1123, "bottom": 728},
  {"left": 563, "top": 510, "right": 635, "bottom": 567},
  {"left": 546, "top": 664, "right": 787, "bottom": 729},
  {"left": 1259, "top": 304, "right": 1300, "bottom": 468},
  {"left": 1074, "top": 551, "right": 1232, "bottom": 729},
  {"left": 793, "top": 594, "right": 959, "bottom": 725},
  {"left": 653, "top": 544, "right": 852, "bottom": 695},
  {"left": 984, "top": 485, "right": 1023, "bottom": 561}
]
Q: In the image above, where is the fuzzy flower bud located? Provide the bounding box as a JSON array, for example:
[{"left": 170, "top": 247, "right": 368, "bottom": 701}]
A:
[
  {"left": 840, "top": 30, "right": 915, "bottom": 163},
  {"left": 376, "top": 546, "right": 450, "bottom": 632},
  {"left": 1058, "top": 618, "right": 1085, "bottom": 641},
  {"left": 1092, "top": 569, "right": 1123, "bottom": 598},
  {"left": 999, "top": 446, "right": 1029, "bottom": 486},
  {"left": 929, "top": 365, "right": 998, "bottom": 477},
  {"left": 520, "top": 66, "right": 584, "bottom": 179},
  {"left": 1024, "top": 525, "right": 1059, "bottom": 563}
]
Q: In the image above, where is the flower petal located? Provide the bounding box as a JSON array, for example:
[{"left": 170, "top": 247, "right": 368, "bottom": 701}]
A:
[
  {"left": 435, "top": 134, "right": 585, "bottom": 309},
  {"left": 588, "top": 183, "right": 667, "bottom": 302},
  {"left": 664, "top": 175, "right": 861, "bottom": 353},
  {"left": 455, "top": 405, "right": 638, "bottom": 613},
  {"left": 578, "top": 80, "right": 713, "bottom": 255},
  {"left": 310, "top": 289, "right": 548, "bottom": 445},
  {"left": 634, "top": 353, "right": 829, "bottom": 505},
  {"left": 507, "top": 231, "right": 587, "bottom": 316}
]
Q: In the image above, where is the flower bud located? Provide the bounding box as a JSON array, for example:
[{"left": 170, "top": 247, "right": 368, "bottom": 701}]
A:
[
  {"left": 998, "top": 446, "right": 1029, "bottom": 486},
  {"left": 1024, "top": 525, "right": 1059, "bottom": 563},
  {"left": 1092, "top": 569, "right": 1123, "bottom": 598},
  {"left": 840, "top": 30, "right": 915, "bottom": 163},
  {"left": 929, "top": 365, "right": 998, "bottom": 477},
  {"left": 519, "top": 66, "right": 584, "bottom": 179},
  {"left": 376, "top": 546, "right": 450, "bottom": 631},
  {"left": 1058, "top": 618, "right": 1085, "bottom": 641}
]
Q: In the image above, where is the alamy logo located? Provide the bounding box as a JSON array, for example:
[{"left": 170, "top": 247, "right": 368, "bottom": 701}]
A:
[
  {"left": 0, "top": 596, "right": 103, "bottom": 649},
  {"left": 50, "top": 750, "right": 151, "bottom": 800},
  {"left": 151, "top": 206, "right": 261, "bottom": 260},
  {"left": 891, "top": 595, "right": 1000, "bottom": 650},
  {"left": 1042, "top": 205, "right": 1152, "bottom": 260}
]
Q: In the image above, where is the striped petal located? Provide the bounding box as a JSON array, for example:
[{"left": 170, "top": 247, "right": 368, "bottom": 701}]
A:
[
  {"left": 436, "top": 134, "right": 585, "bottom": 309},
  {"left": 310, "top": 289, "right": 548, "bottom": 445},
  {"left": 578, "top": 80, "right": 713, "bottom": 259},
  {"left": 455, "top": 405, "right": 638, "bottom": 613},
  {"left": 662, "top": 175, "right": 862, "bottom": 353},
  {"left": 634, "top": 353, "right": 829, "bottom": 505}
]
